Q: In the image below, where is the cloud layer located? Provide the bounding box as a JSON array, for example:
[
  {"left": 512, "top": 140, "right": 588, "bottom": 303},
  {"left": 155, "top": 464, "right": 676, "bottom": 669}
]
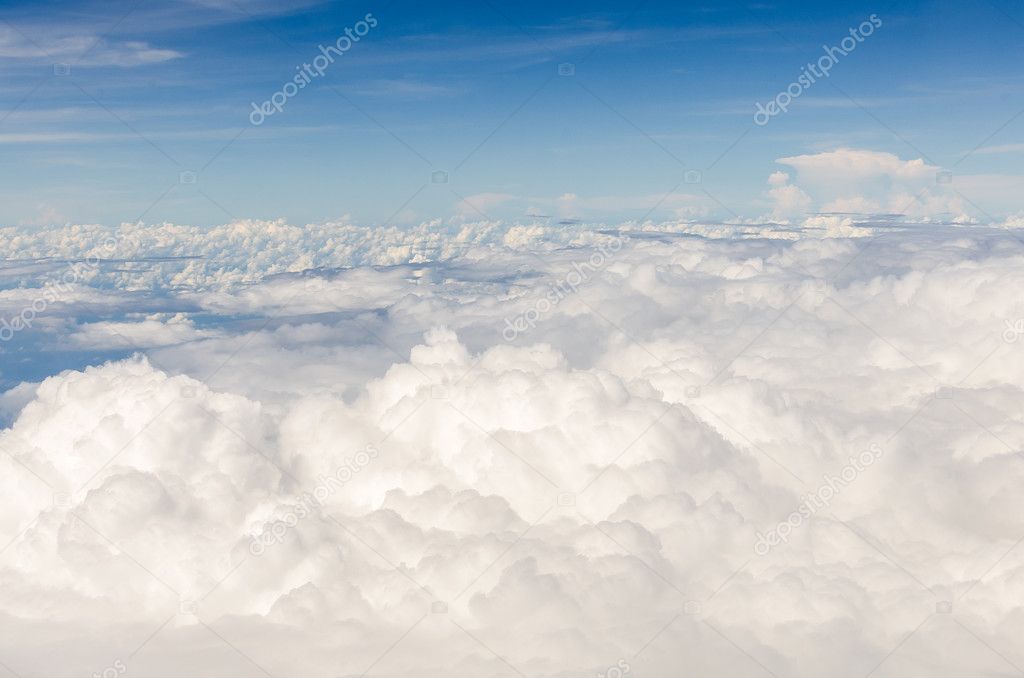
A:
[{"left": 1, "top": 219, "right": 1024, "bottom": 677}]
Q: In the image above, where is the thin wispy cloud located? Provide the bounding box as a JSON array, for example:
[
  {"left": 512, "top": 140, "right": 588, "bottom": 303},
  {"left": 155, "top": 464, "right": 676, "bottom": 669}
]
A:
[{"left": 0, "top": 26, "right": 182, "bottom": 66}]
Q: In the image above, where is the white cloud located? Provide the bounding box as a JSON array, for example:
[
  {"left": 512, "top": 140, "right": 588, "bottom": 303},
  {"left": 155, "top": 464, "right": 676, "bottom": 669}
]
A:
[
  {"left": 766, "top": 171, "right": 812, "bottom": 219},
  {"left": 69, "top": 314, "right": 223, "bottom": 349},
  {"left": 2, "top": 219, "right": 1024, "bottom": 677},
  {"left": 777, "top": 148, "right": 939, "bottom": 183},
  {"left": 0, "top": 26, "right": 181, "bottom": 66},
  {"left": 769, "top": 148, "right": 1023, "bottom": 219}
]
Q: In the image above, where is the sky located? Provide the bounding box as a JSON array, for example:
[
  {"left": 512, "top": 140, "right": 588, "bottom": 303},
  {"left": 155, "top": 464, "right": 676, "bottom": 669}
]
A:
[
  {"left": 5, "top": 2, "right": 1024, "bottom": 677},
  {"left": 1, "top": 0, "right": 1023, "bottom": 227}
]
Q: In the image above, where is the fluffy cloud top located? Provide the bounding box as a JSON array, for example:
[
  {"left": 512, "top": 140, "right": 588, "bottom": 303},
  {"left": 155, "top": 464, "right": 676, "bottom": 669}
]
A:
[
  {"left": 777, "top": 148, "right": 939, "bottom": 183},
  {"left": 771, "top": 148, "right": 990, "bottom": 219},
  {"left": 1, "top": 219, "right": 1024, "bottom": 677}
]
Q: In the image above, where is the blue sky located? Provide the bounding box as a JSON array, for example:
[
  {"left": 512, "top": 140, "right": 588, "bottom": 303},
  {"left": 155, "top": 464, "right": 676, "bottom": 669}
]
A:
[{"left": 1, "top": 0, "right": 1022, "bottom": 226}]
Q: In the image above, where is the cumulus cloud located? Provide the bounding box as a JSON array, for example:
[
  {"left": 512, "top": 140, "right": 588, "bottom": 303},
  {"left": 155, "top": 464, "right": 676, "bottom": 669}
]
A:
[
  {"left": 1, "top": 219, "right": 1024, "bottom": 677},
  {"left": 766, "top": 170, "right": 812, "bottom": 219},
  {"left": 774, "top": 148, "right": 975, "bottom": 218},
  {"left": 778, "top": 148, "right": 939, "bottom": 183}
]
